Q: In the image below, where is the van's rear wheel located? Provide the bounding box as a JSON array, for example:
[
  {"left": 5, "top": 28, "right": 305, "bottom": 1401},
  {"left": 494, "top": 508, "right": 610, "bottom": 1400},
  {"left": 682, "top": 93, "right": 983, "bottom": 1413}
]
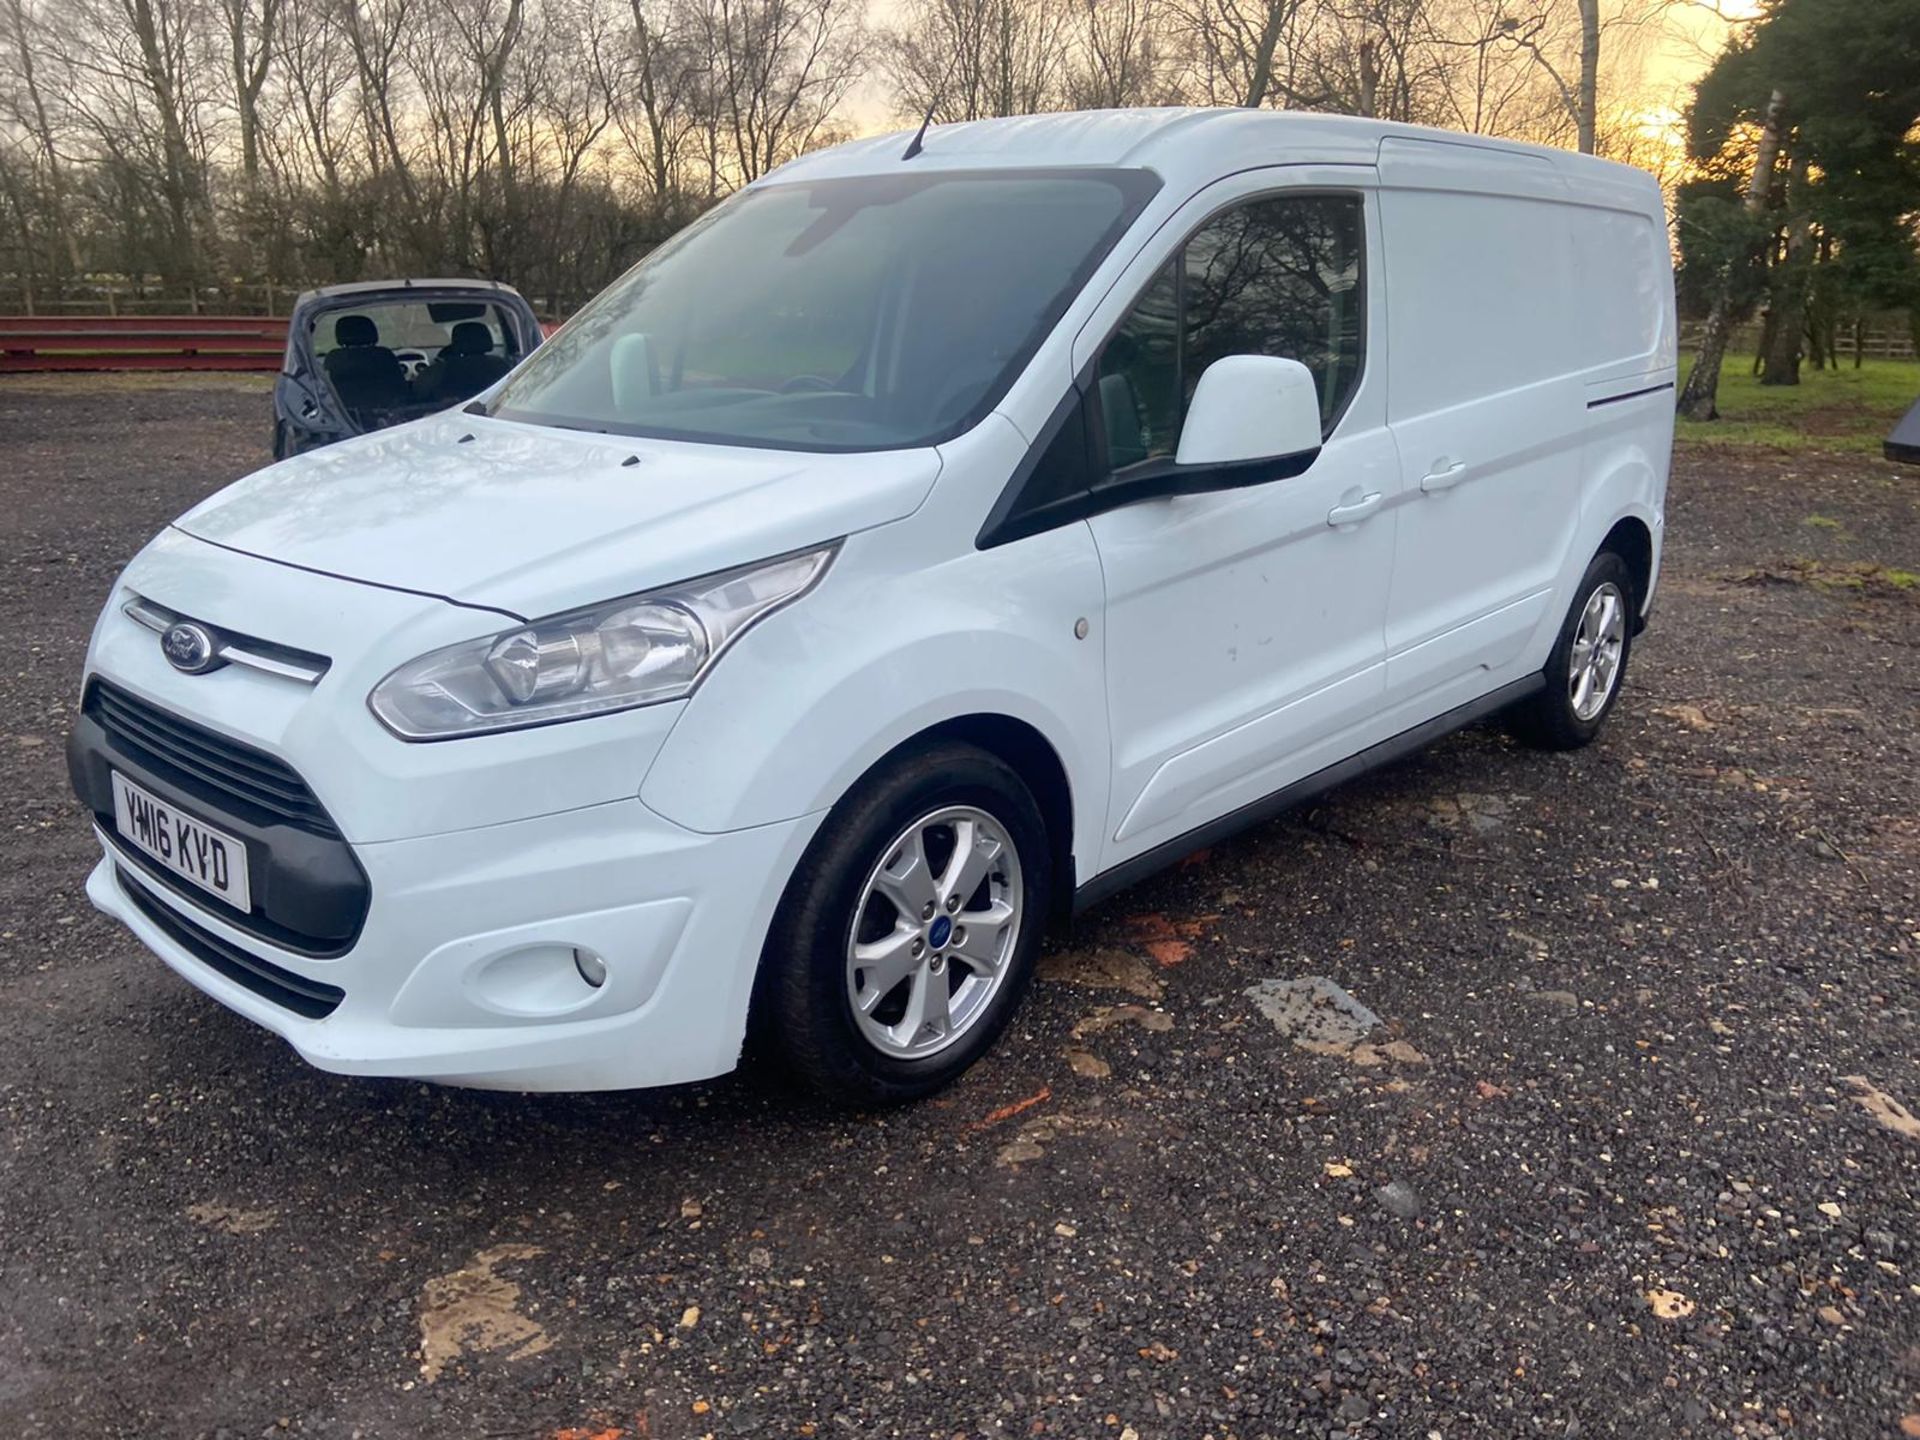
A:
[
  {"left": 757, "top": 741, "right": 1050, "bottom": 1105},
  {"left": 1509, "top": 550, "right": 1635, "bottom": 750}
]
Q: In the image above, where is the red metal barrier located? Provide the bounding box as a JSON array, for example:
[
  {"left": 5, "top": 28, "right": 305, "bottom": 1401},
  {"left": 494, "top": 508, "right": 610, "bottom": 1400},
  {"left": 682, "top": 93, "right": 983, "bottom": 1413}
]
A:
[{"left": 0, "top": 315, "right": 288, "bottom": 373}]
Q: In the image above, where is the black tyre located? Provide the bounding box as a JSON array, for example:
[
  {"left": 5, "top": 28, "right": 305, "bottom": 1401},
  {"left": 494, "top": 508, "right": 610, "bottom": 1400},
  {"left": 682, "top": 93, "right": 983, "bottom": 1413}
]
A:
[
  {"left": 1508, "top": 549, "right": 1636, "bottom": 750},
  {"left": 271, "top": 420, "right": 289, "bottom": 462},
  {"left": 755, "top": 740, "right": 1051, "bottom": 1106}
]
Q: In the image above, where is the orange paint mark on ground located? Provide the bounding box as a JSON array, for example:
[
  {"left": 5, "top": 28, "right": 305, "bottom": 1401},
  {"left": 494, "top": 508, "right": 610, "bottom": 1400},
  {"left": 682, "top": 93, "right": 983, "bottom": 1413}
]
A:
[
  {"left": 1125, "top": 912, "right": 1219, "bottom": 964},
  {"left": 969, "top": 1085, "right": 1053, "bottom": 1131},
  {"left": 1144, "top": 939, "right": 1193, "bottom": 967},
  {"left": 551, "top": 1416, "right": 648, "bottom": 1440}
]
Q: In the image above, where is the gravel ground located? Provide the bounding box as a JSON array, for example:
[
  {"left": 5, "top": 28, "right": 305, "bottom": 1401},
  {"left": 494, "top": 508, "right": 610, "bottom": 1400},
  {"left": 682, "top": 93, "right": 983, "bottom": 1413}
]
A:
[{"left": 1, "top": 376, "right": 1916, "bottom": 1439}]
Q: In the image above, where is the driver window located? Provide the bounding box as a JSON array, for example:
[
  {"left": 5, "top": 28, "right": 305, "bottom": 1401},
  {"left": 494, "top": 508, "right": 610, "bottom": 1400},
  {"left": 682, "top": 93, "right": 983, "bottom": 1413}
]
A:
[{"left": 1097, "top": 193, "right": 1365, "bottom": 473}]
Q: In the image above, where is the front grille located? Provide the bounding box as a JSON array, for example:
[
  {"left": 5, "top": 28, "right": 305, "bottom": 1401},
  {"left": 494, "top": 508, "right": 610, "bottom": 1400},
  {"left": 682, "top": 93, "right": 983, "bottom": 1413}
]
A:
[
  {"left": 84, "top": 679, "right": 340, "bottom": 838},
  {"left": 120, "top": 868, "right": 345, "bottom": 1019}
]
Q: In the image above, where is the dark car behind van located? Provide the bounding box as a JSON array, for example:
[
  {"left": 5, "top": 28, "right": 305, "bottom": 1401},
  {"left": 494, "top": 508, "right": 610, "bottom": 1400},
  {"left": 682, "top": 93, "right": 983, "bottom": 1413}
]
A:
[{"left": 273, "top": 279, "right": 544, "bottom": 459}]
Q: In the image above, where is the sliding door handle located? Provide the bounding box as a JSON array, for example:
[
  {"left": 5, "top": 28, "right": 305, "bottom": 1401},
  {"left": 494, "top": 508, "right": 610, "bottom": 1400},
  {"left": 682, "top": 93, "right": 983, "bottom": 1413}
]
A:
[
  {"left": 1326, "top": 491, "right": 1385, "bottom": 527},
  {"left": 1420, "top": 461, "right": 1468, "bottom": 493}
]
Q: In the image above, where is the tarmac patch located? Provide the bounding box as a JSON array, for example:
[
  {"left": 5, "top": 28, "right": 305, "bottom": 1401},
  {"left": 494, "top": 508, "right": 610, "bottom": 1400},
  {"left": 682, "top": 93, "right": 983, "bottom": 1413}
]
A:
[{"left": 418, "top": 1243, "right": 552, "bottom": 1383}]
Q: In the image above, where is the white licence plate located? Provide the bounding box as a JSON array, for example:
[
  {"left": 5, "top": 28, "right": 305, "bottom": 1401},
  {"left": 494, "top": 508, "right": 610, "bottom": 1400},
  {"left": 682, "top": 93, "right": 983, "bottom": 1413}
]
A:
[{"left": 111, "top": 771, "right": 252, "bottom": 912}]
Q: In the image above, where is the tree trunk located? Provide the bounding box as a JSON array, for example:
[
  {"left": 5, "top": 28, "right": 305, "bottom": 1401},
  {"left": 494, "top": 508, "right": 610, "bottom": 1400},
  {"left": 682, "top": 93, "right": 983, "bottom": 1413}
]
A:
[
  {"left": 4, "top": 0, "right": 81, "bottom": 282},
  {"left": 1358, "top": 36, "right": 1377, "bottom": 118},
  {"left": 1677, "top": 88, "right": 1787, "bottom": 422},
  {"left": 1576, "top": 0, "right": 1598, "bottom": 154},
  {"left": 1761, "top": 150, "right": 1813, "bottom": 385},
  {"left": 127, "top": 0, "right": 206, "bottom": 290},
  {"left": 1243, "top": 1, "right": 1291, "bottom": 108}
]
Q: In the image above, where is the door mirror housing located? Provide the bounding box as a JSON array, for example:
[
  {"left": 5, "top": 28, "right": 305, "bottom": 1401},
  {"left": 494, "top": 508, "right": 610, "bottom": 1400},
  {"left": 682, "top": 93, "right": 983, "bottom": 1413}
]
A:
[{"left": 1175, "top": 355, "right": 1323, "bottom": 470}]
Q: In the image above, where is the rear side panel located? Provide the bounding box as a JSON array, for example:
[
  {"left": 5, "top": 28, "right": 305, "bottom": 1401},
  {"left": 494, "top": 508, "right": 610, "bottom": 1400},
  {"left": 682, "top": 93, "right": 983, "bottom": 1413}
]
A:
[{"left": 1374, "top": 137, "right": 1672, "bottom": 721}]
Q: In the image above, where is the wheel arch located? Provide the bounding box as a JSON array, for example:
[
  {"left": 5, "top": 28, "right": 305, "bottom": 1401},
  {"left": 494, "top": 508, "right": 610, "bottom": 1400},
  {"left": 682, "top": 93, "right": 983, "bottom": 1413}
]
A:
[
  {"left": 1599, "top": 514, "right": 1655, "bottom": 628},
  {"left": 758, "top": 711, "right": 1081, "bottom": 925},
  {"left": 891, "top": 713, "right": 1078, "bottom": 924},
  {"left": 741, "top": 710, "right": 1081, "bottom": 1072}
]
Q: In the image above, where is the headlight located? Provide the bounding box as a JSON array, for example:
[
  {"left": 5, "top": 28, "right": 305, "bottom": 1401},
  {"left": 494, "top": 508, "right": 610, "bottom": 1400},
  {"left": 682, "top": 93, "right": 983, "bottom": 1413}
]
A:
[{"left": 368, "top": 545, "right": 836, "bottom": 739}]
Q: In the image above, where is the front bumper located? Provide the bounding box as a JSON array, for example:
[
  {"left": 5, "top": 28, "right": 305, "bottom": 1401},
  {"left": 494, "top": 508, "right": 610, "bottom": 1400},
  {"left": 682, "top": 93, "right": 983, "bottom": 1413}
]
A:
[
  {"left": 84, "top": 795, "right": 819, "bottom": 1091},
  {"left": 77, "top": 526, "right": 828, "bottom": 1089}
]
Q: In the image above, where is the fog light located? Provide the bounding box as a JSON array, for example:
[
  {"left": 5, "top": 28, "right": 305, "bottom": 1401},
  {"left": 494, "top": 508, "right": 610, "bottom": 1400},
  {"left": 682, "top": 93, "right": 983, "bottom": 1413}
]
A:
[{"left": 573, "top": 947, "right": 607, "bottom": 988}]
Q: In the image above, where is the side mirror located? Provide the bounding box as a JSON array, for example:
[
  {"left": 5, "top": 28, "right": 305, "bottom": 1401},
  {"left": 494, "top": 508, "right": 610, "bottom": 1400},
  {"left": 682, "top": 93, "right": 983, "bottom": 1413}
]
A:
[{"left": 1175, "top": 355, "right": 1322, "bottom": 470}]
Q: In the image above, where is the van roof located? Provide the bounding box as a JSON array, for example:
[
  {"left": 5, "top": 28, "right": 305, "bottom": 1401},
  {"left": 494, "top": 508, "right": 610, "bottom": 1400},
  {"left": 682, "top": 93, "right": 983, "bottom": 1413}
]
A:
[{"left": 767, "top": 106, "right": 1658, "bottom": 195}]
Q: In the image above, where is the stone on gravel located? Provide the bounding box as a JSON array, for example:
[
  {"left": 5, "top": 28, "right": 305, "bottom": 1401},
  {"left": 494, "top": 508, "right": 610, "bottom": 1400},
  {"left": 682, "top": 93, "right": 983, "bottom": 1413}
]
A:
[
  {"left": 1528, "top": 989, "right": 1580, "bottom": 1009},
  {"left": 1064, "top": 1049, "right": 1111, "bottom": 1079},
  {"left": 1645, "top": 1289, "right": 1695, "bottom": 1321},
  {"left": 1842, "top": 1075, "right": 1920, "bottom": 1138},
  {"left": 1652, "top": 703, "right": 1714, "bottom": 731},
  {"left": 1375, "top": 1181, "right": 1421, "bottom": 1219},
  {"left": 1246, "top": 976, "right": 1382, "bottom": 1054}
]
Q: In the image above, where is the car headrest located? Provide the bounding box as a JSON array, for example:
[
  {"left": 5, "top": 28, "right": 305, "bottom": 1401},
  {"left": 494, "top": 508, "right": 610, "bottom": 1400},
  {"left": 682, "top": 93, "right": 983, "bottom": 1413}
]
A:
[
  {"left": 450, "top": 321, "right": 493, "bottom": 356},
  {"left": 334, "top": 314, "right": 378, "bottom": 348}
]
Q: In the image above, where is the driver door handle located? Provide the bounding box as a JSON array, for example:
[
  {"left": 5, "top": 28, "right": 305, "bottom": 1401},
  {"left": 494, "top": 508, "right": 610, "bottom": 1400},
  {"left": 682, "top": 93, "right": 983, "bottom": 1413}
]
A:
[
  {"left": 1326, "top": 491, "right": 1385, "bottom": 527},
  {"left": 1420, "top": 460, "right": 1468, "bottom": 493}
]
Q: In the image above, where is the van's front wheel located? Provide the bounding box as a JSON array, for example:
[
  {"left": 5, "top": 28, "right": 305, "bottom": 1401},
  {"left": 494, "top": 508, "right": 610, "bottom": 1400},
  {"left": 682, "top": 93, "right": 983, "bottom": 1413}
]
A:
[
  {"left": 756, "top": 742, "right": 1050, "bottom": 1105},
  {"left": 1509, "top": 550, "right": 1636, "bottom": 750}
]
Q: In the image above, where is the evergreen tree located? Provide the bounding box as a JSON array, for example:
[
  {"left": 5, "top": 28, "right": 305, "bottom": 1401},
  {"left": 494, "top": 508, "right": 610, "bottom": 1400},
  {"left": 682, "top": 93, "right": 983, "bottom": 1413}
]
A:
[{"left": 1676, "top": 0, "right": 1920, "bottom": 414}]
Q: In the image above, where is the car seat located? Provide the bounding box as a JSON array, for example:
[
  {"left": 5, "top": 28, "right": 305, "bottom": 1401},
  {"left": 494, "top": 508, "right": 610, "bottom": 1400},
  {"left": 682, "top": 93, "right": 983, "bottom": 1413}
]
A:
[
  {"left": 322, "top": 313, "right": 408, "bottom": 414},
  {"left": 426, "top": 321, "right": 512, "bottom": 400}
]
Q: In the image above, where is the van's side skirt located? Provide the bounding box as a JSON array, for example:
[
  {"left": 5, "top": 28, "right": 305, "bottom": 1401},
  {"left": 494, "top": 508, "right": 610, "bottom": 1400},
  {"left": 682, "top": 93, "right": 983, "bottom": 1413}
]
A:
[{"left": 1072, "top": 673, "right": 1546, "bottom": 914}]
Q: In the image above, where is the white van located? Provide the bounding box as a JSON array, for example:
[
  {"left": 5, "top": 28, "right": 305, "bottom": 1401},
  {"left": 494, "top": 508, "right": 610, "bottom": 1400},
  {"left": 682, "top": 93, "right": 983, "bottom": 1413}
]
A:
[{"left": 68, "top": 109, "right": 1674, "bottom": 1103}]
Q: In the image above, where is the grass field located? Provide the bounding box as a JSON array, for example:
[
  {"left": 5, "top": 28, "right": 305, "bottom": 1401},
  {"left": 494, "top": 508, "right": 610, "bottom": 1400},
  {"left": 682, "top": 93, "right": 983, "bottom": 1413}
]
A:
[{"left": 1675, "top": 353, "right": 1918, "bottom": 453}]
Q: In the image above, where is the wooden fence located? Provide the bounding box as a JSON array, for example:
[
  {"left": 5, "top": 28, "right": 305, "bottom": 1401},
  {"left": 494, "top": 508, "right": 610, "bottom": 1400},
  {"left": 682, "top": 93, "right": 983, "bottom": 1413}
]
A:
[{"left": 1679, "top": 320, "right": 1916, "bottom": 362}]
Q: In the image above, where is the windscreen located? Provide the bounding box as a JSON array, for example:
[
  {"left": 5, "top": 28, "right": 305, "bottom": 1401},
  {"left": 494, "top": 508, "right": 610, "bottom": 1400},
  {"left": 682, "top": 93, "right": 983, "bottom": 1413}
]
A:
[{"left": 482, "top": 168, "right": 1159, "bottom": 452}]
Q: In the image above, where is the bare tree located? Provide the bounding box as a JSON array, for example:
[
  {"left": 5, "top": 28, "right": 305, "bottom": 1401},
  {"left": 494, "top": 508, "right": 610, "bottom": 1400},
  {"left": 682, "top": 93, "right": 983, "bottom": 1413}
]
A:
[
  {"left": 337, "top": 0, "right": 421, "bottom": 207},
  {"left": 0, "top": 0, "right": 83, "bottom": 282},
  {"left": 885, "top": 0, "right": 1074, "bottom": 122},
  {"left": 219, "top": 0, "right": 278, "bottom": 183},
  {"left": 1067, "top": 0, "right": 1171, "bottom": 108},
  {"left": 46, "top": 0, "right": 223, "bottom": 291},
  {"left": 1306, "top": 0, "right": 1448, "bottom": 121},
  {"left": 697, "top": 0, "right": 862, "bottom": 182},
  {"left": 1163, "top": 0, "right": 1326, "bottom": 109},
  {"left": 614, "top": 0, "right": 711, "bottom": 200},
  {"left": 271, "top": 0, "right": 360, "bottom": 200}
]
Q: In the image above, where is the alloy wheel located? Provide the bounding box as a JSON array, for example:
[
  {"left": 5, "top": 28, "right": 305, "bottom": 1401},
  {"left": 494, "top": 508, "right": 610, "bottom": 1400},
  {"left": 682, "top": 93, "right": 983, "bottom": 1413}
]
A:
[
  {"left": 844, "top": 805, "right": 1024, "bottom": 1060},
  {"left": 1569, "top": 581, "right": 1627, "bottom": 722}
]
